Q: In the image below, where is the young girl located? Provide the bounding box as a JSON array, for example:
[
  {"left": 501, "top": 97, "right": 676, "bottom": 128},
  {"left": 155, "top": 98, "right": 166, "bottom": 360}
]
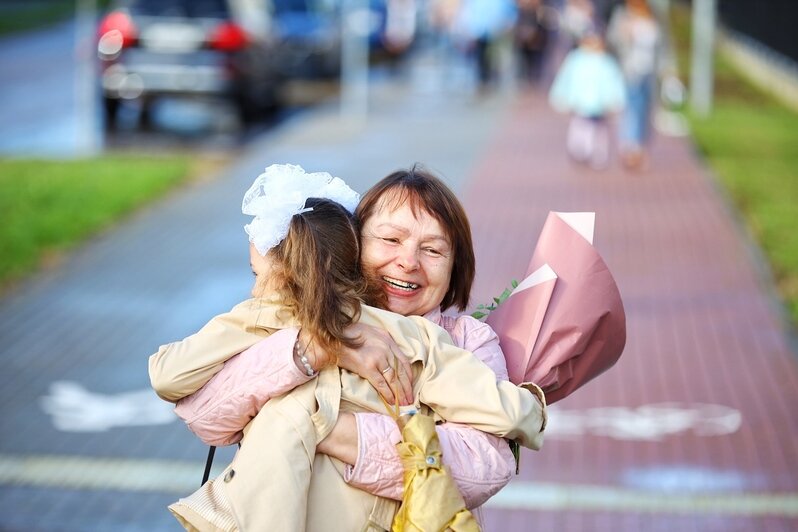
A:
[
  {"left": 549, "top": 30, "right": 626, "bottom": 170},
  {"left": 151, "top": 164, "right": 547, "bottom": 531}
]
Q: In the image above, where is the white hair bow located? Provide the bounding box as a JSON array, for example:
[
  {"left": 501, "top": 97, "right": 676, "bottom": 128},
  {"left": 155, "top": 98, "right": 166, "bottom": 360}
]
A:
[{"left": 242, "top": 164, "right": 360, "bottom": 256}]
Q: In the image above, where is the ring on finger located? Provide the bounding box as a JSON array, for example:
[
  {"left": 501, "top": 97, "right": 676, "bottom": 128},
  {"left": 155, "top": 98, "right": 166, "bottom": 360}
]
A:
[{"left": 381, "top": 366, "right": 393, "bottom": 375}]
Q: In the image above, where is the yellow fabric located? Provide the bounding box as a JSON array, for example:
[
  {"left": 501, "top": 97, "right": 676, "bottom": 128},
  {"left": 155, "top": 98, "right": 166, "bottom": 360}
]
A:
[{"left": 392, "top": 414, "right": 480, "bottom": 532}]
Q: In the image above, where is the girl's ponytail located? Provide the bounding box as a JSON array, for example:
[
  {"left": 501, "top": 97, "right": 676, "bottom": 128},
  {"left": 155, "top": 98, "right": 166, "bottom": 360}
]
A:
[{"left": 270, "top": 198, "right": 381, "bottom": 366}]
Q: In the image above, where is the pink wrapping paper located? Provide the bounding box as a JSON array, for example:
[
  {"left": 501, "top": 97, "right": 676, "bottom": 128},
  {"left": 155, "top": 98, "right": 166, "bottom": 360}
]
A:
[{"left": 487, "top": 212, "right": 626, "bottom": 404}]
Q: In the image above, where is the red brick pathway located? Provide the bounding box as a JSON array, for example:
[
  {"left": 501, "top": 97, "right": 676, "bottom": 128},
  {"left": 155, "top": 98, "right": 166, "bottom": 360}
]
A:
[{"left": 463, "top": 89, "right": 798, "bottom": 530}]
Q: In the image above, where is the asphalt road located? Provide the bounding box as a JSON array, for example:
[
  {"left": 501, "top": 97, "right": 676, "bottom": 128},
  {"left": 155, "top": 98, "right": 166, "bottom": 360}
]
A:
[{"left": 0, "top": 20, "right": 95, "bottom": 156}]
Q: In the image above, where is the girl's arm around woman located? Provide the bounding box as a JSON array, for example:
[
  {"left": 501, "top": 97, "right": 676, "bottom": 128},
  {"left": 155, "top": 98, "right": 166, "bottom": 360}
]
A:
[{"left": 149, "top": 297, "right": 286, "bottom": 402}]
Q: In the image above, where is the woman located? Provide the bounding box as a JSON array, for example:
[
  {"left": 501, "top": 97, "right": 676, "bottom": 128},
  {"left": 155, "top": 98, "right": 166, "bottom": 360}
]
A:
[
  {"left": 150, "top": 165, "right": 546, "bottom": 529},
  {"left": 607, "top": 0, "right": 668, "bottom": 169},
  {"left": 319, "top": 166, "right": 523, "bottom": 510}
]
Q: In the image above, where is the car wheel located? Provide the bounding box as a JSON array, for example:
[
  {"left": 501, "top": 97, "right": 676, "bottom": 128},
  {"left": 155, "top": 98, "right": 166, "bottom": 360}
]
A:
[
  {"left": 236, "top": 95, "right": 276, "bottom": 126},
  {"left": 138, "top": 99, "right": 153, "bottom": 130},
  {"left": 104, "top": 97, "right": 120, "bottom": 130},
  {"left": 236, "top": 97, "right": 257, "bottom": 125}
]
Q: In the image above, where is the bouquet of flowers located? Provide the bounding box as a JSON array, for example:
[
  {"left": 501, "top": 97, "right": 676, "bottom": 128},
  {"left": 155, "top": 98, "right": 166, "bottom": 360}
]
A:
[{"left": 478, "top": 211, "right": 626, "bottom": 404}]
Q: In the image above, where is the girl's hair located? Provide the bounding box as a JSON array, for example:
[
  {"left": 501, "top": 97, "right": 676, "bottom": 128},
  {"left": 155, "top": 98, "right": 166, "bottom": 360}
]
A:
[
  {"left": 355, "top": 164, "right": 476, "bottom": 312},
  {"left": 267, "top": 197, "right": 384, "bottom": 366}
]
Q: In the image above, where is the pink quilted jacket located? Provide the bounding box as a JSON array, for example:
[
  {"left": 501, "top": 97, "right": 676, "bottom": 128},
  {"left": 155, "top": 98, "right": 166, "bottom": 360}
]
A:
[{"left": 175, "top": 309, "right": 515, "bottom": 510}]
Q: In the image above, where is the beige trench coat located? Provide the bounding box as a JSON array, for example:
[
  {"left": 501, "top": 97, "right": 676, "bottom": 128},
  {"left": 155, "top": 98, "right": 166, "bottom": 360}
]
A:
[{"left": 150, "top": 297, "right": 546, "bottom": 531}]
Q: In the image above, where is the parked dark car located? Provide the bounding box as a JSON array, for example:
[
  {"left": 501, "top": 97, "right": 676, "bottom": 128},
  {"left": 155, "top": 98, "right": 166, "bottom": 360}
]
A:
[
  {"left": 271, "top": 0, "right": 342, "bottom": 79},
  {"left": 266, "top": 0, "right": 416, "bottom": 81},
  {"left": 97, "top": 0, "right": 282, "bottom": 128}
]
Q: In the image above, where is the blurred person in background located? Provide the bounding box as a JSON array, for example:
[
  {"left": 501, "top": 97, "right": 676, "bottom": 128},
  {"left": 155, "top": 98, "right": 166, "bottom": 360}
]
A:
[
  {"left": 606, "top": 0, "right": 669, "bottom": 170},
  {"left": 513, "top": 0, "right": 553, "bottom": 86},
  {"left": 428, "top": 0, "right": 461, "bottom": 33},
  {"left": 427, "top": 0, "right": 461, "bottom": 51},
  {"left": 560, "top": 0, "right": 597, "bottom": 49},
  {"left": 453, "top": 0, "right": 517, "bottom": 90},
  {"left": 151, "top": 166, "right": 548, "bottom": 528},
  {"left": 426, "top": 0, "right": 467, "bottom": 89},
  {"left": 382, "top": 0, "right": 418, "bottom": 55},
  {"left": 549, "top": 28, "right": 626, "bottom": 170}
]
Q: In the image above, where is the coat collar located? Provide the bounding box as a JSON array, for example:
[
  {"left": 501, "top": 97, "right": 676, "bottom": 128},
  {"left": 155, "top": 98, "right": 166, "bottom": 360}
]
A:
[{"left": 242, "top": 293, "right": 300, "bottom": 330}]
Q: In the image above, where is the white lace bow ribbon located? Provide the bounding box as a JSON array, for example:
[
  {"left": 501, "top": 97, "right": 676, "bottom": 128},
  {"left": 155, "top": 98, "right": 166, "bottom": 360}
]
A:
[{"left": 243, "top": 164, "right": 360, "bottom": 255}]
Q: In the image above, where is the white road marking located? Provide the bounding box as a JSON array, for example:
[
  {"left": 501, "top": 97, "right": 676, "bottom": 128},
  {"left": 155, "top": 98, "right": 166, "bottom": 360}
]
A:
[
  {"left": 545, "top": 403, "right": 742, "bottom": 441},
  {"left": 0, "top": 454, "right": 222, "bottom": 494},
  {"left": 40, "top": 381, "right": 176, "bottom": 431},
  {"left": 1, "top": 454, "right": 796, "bottom": 517},
  {"left": 38, "top": 381, "right": 742, "bottom": 445}
]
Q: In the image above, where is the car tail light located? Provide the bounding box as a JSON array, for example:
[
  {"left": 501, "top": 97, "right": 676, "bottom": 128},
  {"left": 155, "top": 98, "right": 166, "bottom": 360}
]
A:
[
  {"left": 98, "top": 11, "right": 137, "bottom": 48},
  {"left": 210, "top": 22, "right": 248, "bottom": 51}
]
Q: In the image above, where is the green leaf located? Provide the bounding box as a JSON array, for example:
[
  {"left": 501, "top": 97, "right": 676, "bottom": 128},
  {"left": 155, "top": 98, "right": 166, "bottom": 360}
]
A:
[
  {"left": 472, "top": 279, "right": 521, "bottom": 320},
  {"left": 509, "top": 440, "right": 521, "bottom": 474}
]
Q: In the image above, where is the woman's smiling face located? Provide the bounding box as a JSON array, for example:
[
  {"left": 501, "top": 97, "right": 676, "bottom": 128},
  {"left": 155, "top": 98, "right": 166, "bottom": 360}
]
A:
[{"left": 360, "top": 198, "right": 454, "bottom": 317}]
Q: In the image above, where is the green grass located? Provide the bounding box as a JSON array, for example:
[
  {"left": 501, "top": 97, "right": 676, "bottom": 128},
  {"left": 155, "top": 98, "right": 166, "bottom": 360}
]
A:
[
  {"left": 671, "top": 5, "right": 798, "bottom": 326},
  {"left": 0, "top": 2, "right": 75, "bottom": 37},
  {"left": 0, "top": 156, "right": 191, "bottom": 286},
  {"left": 0, "top": 0, "right": 112, "bottom": 38}
]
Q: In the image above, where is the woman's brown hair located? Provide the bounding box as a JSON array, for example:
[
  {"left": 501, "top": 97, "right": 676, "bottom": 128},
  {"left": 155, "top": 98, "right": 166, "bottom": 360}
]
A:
[
  {"left": 354, "top": 165, "right": 476, "bottom": 312},
  {"left": 268, "top": 198, "right": 383, "bottom": 367}
]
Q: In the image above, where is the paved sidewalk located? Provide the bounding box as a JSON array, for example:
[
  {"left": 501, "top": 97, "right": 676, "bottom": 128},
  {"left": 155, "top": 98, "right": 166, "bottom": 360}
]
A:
[
  {"left": 463, "top": 90, "right": 798, "bottom": 530},
  {"left": 1, "top": 52, "right": 797, "bottom": 530}
]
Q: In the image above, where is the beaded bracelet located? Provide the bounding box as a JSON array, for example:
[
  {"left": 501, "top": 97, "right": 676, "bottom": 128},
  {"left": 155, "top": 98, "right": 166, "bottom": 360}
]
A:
[
  {"left": 294, "top": 335, "right": 317, "bottom": 377},
  {"left": 299, "top": 354, "right": 316, "bottom": 377}
]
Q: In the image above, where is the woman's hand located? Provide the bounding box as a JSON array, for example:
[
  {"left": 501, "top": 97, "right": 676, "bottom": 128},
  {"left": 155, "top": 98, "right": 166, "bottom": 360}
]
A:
[{"left": 338, "top": 323, "right": 414, "bottom": 406}]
